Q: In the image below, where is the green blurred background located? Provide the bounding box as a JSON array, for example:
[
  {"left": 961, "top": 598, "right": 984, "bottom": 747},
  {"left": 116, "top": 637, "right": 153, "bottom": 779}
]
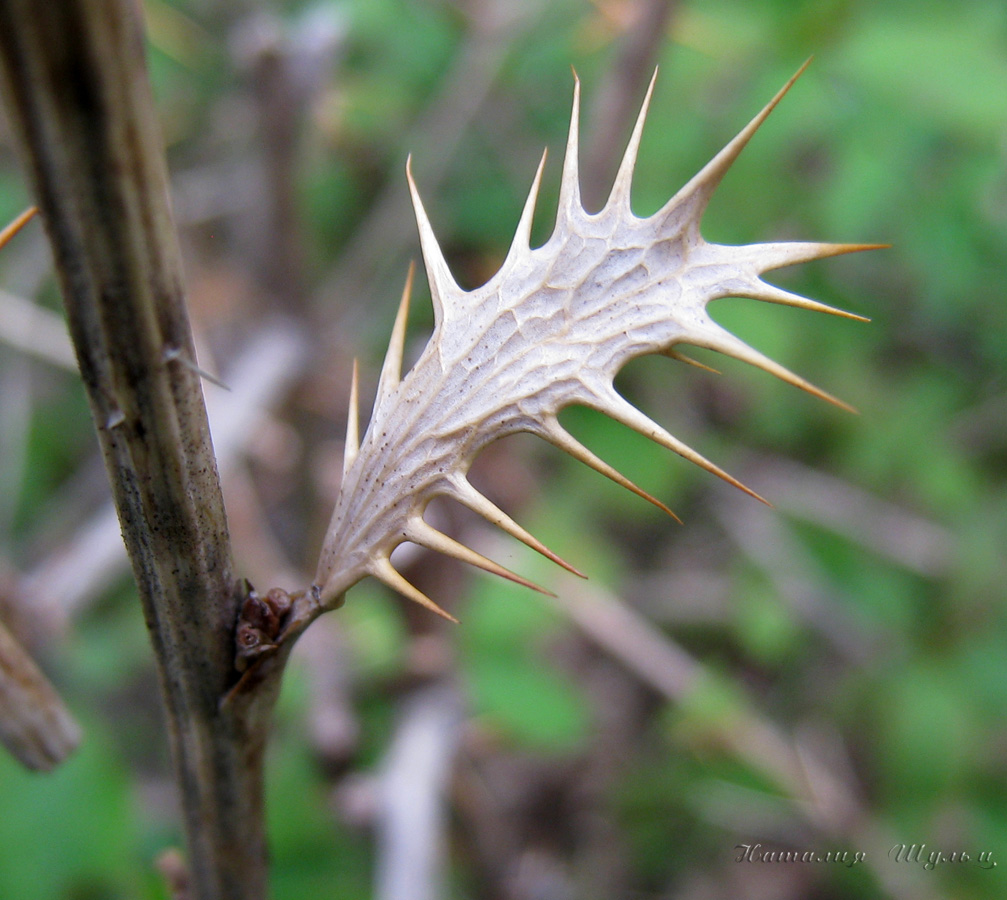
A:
[{"left": 0, "top": 0, "right": 1005, "bottom": 897}]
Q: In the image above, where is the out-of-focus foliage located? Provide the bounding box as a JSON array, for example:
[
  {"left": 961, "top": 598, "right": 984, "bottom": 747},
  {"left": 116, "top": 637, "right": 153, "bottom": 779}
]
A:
[{"left": 0, "top": 0, "right": 1005, "bottom": 898}]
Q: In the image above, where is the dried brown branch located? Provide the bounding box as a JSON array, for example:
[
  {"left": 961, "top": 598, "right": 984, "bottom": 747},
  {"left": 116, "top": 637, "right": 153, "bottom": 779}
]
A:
[
  {"left": 234, "top": 10, "right": 346, "bottom": 312},
  {"left": 712, "top": 493, "right": 881, "bottom": 664},
  {"left": 0, "top": 2, "right": 275, "bottom": 897},
  {"left": 753, "top": 456, "right": 954, "bottom": 577},
  {"left": 19, "top": 321, "right": 306, "bottom": 627}
]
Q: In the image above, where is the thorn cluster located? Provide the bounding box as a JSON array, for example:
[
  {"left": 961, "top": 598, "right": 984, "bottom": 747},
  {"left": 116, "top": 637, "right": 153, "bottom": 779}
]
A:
[{"left": 314, "top": 62, "right": 879, "bottom": 620}]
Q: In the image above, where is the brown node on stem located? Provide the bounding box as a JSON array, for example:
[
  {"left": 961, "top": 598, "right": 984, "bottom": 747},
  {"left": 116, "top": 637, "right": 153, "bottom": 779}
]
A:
[{"left": 234, "top": 581, "right": 294, "bottom": 672}]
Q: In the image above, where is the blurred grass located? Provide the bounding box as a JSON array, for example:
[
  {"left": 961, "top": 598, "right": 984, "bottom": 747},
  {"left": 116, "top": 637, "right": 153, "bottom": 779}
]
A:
[{"left": 1, "top": 0, "right": 1005, "bottom": 897}]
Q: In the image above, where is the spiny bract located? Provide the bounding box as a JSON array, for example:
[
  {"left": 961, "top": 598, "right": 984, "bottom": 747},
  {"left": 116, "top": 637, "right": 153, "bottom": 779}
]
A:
[{"left": 313, "top": 62, "right": 877, "bottom": 621}]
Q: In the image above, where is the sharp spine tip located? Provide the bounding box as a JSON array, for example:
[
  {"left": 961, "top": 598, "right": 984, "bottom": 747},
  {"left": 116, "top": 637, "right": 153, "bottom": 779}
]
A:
[
  {"left": 699, "top": 326, "right": 858, "bottom": 414},
  {"left": 539, "top": 418, "right": 682, "bottom": 523},
  {"left": 754, "top": 240, "right": 890, "bottom": 272},
  {"left": 506, "top": 150, "right": 548, "bottom": 262},
  {"left": 406, "top": 157, "right": 457, "bottom": 322},
  {"left": 0, "top": 206, "right": 37, "bottom": 251},
  {"left": 665, "top": 348, "right": 721, "bottom": 374},
  {"left": 607, "top": 68, "right": 658, "bottom": 211},
  {"left": 406, "top": 518, "right": 556, "bottom": 597},
  {"left": 343, "top": 359, "right": 360, "bottom": 476},
  {"left": 591, "top": 388, "right": 769, "bottom": 505},
  {"left": 658, "top": 60, "right": 813, "bottom": 227},
  {"left": 370, "top": 556, "right": 459, "bottom": 623},
  {"left": 446, "top": 477, "right": 587, "bottom": 578},
  {"left": 746, "top": 280, "right": 870, "bottom": 322},
  {"left": 376, "top": 262, "right": 415, "bottom": 407},
  {"left": 557, "top": 76, "right": 582, "bottom": 215}
]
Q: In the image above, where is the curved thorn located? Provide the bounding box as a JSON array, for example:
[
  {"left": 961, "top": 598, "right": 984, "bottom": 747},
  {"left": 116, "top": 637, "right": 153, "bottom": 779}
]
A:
[
  {"left": 376, "top": 261, "right": 415, "bottom": 408},
  {"left": 369, "top": 556, "right": 459, "bottom": 623},
  {"left": 695, "top": 325, "right": 858, "bottom": 413},
  {"left": 664, "top": 348, "right": 722, "bottom": 374},
  {"left": 406, "top": 518, "right": 555, "bottom": 597},
  {"left": 659, "top": 58, "right": 813, "bottom": 230},
  {"left": 746, "top": 240, "right": 890, "bottom": 273},
  {"left": 342, "top": 359, "right": 360, "bottom": 477},
  {"left": 607, "top": 68, "right": 658, "bottom": 213},
  {"left": 538, "top": 418, "right": 682, "bottom": 523},
  {"left": 510, "top": 150, "right": 547, "bottom": 257},
  {"left": 445, "top": 476, "right": 586, "bottom": 578},
  {"left": 406, "top": 156, "right": 459, "bottom": 325},
  {"left": 556, "top": 73, "right": 582, "bottom": 217},
  {"left": 0, "top": 206, "right": 37, "bottom": 251},
  {"left": 590, "top": 388, "right": 770, "bottom": 505},
  {"left": 737, "top": 281, "right": 870, "bottom": 322}
]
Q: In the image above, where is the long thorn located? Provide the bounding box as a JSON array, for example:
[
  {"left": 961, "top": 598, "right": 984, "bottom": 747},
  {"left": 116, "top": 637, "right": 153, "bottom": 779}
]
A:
[
  {"left": 406, "top": 518, "right": 555, "bottom": 597},
  {"left": 0, "top": 206, "right": 36, "bottom": 250},
  {"left": 746, "top": 240, "right": 890, "bottom": 273},
  {"left": 592, "top": 389, "right": 771, "bottom": 505},
  {"left": 370, "top": 557, "right": 458, "bottom": 623},
  {"left": 539, "top": 418, "right": 682, "bottom": 523},
  {"left": 376, "top": 262, "right": 414, "bottom": 409},
  {"left": 343, "top": 359, "right": 360, "bottom": 477},
  {"left": 406, "top": 156, "right": 459, "bottom": 325},
  {"left": 742, "top": 281, "right": 870, "bottom": 321},
  {"left": 446, "top": 477, "right": 586, "bottom": 578},
  {"left": 698, "top": 326, "right": 858, "bottom": 414},
  {"left": 659, "top": 58, "right": 813, "bottom": 228},
  {"left": 664, "top": 348, "right": 721, "bottom": 374},
  {"left": 557, "top": 73, "right": 582, "bottom": 216},
  {"left": 506, "top": 150, "right": 547, "bottom": 259},
  {"left": 607, "top": 68, "right": 658, "bottom": 212}
]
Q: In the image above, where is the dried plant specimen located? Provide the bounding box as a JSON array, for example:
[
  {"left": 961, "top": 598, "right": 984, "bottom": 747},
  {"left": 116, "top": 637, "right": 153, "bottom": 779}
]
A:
[{"left": 312, "top": 63, "right": 876, "bottom": 620}]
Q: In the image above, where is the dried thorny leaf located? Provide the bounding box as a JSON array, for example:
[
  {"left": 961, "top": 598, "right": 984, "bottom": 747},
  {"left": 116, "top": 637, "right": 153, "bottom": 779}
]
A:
[{"left": 313, "top": 63, "right": 879, "bottom": 621}]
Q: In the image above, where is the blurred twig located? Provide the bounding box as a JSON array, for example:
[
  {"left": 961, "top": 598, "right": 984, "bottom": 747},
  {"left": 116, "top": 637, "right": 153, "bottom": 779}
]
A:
[
  {"left": 712, "top": 493, "right": 882, "bottom": 664},
  {"left": 0, "top": 616, "right": 81, "bottom": 770},
  {"left": 0, "top": 287, "right": 77, "bottom": 369},
  {"left": 581, "top": 0, "right": 678, "bottom": 210},
  {"left": 233, "top": 9, "right": 346, "bottom": 312},
  {"left": 295, "top": 613, "right": 360, "bottom": 769},
  {"left": 322, "top": 0, "right": 546, "bottom": 323},
  {"left": 375, "top": 682, "right": 464, "bottom": 900},
  {"left": 752, "top": 456, "right": 954, "bottom": 578},
  {"left": 0, "top": 356, "right": 32, "bottom": 536},
  {"left": 544, "top": 572, "right": 944, "bottom": 900}
]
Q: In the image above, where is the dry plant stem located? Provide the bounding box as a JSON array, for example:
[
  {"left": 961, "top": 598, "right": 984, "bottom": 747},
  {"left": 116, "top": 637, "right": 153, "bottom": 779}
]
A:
[
  {"left": 0, "top": 3, "right": 273, "bottom": 898},
  {"left": 20, "top": 320, "right": 306, "bottom": 627}
]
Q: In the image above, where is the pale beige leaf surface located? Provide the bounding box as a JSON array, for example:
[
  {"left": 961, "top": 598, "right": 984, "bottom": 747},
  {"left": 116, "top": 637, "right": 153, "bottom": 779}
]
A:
[{"left": 313, "top": 63, "right": 877, "bottom": 620}]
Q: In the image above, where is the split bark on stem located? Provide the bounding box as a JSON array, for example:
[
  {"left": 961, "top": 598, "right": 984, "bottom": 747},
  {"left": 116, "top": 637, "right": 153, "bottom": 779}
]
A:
[{"left": 0, "top": 3, "right": 275, "bottom": 897}]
